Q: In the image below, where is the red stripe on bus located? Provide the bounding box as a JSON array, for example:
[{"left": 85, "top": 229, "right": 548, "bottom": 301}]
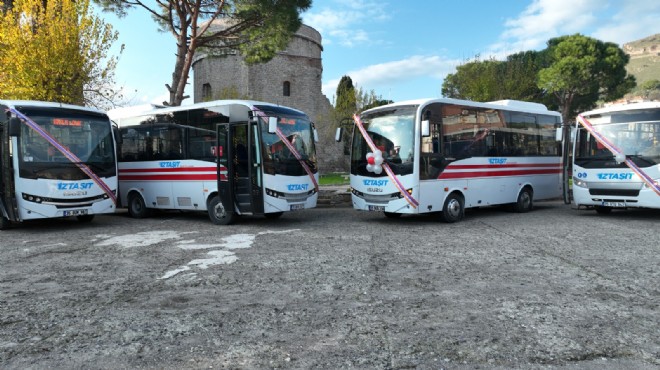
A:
[
  {"left": 119, "top": 166, "right": 222, "bottom": 173},
  {"left": 438, "top": 169, "right": 561, "bottom": 179},
  {"left": 445, "top": 163, "right": 560, "bottom": 170},
  {"left": 120, "top": 174, "right": 227, "bottom": 181}
]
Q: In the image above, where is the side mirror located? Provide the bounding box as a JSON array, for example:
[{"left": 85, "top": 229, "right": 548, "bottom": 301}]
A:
[
  {"left": 335, "top": 127, "right": 343, "bottom": 142},
  {"left": 313, "top": 128, "right": 319, "bottom": 143},
  {"left": 421, "top": 120, "right": 430, "bottom": 137},
  {"left": 555, "top": 127, "right": 564, "bottom": 142},
  {"left": 8, "top": 117, "right": 21, "bottom": 137},
  {"left": 268, "top": 117, "right": 277, "bottom": 134},
  {"left": 570, "top": 127, "right": 576, "bottom": 143}
]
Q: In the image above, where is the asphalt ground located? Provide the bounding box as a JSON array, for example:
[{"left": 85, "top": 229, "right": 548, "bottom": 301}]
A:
[{"left": 1, "top": 199, "right": 659, "bottom": 369}]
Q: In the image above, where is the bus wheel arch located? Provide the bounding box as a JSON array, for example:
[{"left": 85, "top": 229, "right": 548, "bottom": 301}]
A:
[
  {"left": 127, "top": 191, "right": 150, "bottom": 219},
  {"left": 441, "top": 191, "right": 465, "bottom": 223},
  {"left": 207, "top": 193, "right": 235, "bottom": 225},
  {"left": 513, "top": 185, "right": 534, "bottom": 213}
]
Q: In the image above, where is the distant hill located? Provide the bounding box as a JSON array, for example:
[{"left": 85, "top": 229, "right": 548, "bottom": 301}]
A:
[{"left": 624, "top": 33, "right": 660, "bottom": 85}]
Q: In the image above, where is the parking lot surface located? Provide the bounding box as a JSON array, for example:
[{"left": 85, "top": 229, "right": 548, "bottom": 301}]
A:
[{"left": 1, "top": 201, "right": 659, "bottom": 369}]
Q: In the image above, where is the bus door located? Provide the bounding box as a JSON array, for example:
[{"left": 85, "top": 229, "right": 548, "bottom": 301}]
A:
[
  {"left": 0, "top": 116, "right": 19, "bottom": 226},
  {"left": 216, "top": 122, "right": 264, "bottom": 216}
]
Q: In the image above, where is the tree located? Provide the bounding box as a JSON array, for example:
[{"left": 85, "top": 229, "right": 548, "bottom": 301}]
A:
[
  {"left": 334, "top": 75, "right": 357, "bottom": 155},
  {"left": 95, "top": 0, "right": 311, "bottom": 106},
  {"left": 637, "top": 79, "right": 660, "bottom": 100},
  {"left": 441, "top": 52, "right": 545, "bottom": 103},
  {"left": 0, "top": 0, "right": 121, "bottom": 108},
  {"left": 356, "top": 87, "right": 392, "bottom": 112},
  {"left": 538, "top": 33, "right": 636, "bottom": 124}
]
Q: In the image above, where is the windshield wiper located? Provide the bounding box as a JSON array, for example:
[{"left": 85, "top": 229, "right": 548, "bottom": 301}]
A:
[{"left": 626, "top": 154, "right": 657, "bottom": 166}]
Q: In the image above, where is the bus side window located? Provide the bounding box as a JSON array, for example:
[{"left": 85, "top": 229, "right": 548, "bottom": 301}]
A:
[{"left": 420, "top": 108, "right": 445, "bottom": 180}]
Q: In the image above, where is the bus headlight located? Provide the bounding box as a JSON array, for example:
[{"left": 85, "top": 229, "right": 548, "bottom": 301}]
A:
[
  {"left": 265, "top": 188, "right": 285, "bottom": 198},
  {"left": 572, "top": 177, "right": 587, "bottom": 188},
  {"left": 22, "top": 192, "right": 45, "bottom": 203}
]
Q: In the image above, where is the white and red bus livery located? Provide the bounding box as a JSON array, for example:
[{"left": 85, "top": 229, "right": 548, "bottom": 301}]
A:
[
  {"left": 572, "top": 101, "right": 660, "bottom": 213},
  {"left": 110, "top": 100, "right": 319, "bottom": 225},
  {"left": 338, "top": 98, "right": 563, "bottom": 222},
  {"left": 1, "top": 100, "right": 118, "bottom": 229}
]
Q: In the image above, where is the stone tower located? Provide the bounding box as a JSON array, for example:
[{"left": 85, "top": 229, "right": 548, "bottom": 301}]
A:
[
  {"left": 192, "top": 24, "right": 333, "bottom": 124},
  {"left": 192, "top": 23, "right": 342, "bottom": 171}
]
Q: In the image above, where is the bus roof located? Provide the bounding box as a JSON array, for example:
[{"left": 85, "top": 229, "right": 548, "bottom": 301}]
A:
[
  {"left": 0, "top": 100, "right": 106, "bottom": 115},
  {"left": 361, "top": 97, "right": 561, "bottom": 117},
  {"left": 580, "top": 101, "right": 660, "bottom": 117},
  {"left": 108, "top": 99, "right": 307, "bottom": 123}
]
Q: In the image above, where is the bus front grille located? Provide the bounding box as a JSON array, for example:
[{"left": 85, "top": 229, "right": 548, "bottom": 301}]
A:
[{"left": 589, "top": 189, "right": 640, "bottom": 197}]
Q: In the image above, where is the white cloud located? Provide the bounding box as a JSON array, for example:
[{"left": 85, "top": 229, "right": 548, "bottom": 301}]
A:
[
  {"left": 592, "top": 2, "right": 660, "bottom": 45},
  {"left": 489, "top": 0, "right": 600, "bottom": 57},
  {"left": 490, "top": 0, "right": 660, "bottom": 58},
  {"left": 322, "top": 55, "right": 458, "bottom": 97},
  {"left": 302, "top": 0, "right": 390, "bottom": 47}
]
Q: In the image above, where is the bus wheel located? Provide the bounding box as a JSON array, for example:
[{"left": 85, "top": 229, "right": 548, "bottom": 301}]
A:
[
  {"left": 128, "top": 193, "right": 150, "bottom": 219},
  {"left": 513, "top": 187, "right": 533, "bottom": 213},
  {"left": 595, "top": 206, "right": 612, "bottom": 214},
  {"left": 441, "top": 193, "right": 464, "bottom": 223},
  {"left": 384, "top": 212, "right": 402, "bottom": 218},
  {"left": 77, "top": 215, "right": 95, "bottom": 223},
  {"left": 264, "top": 212, "right": 284, "bottom": 219},
  {"left": 208, "top": 196, "right": 235, "bottom": 225}
]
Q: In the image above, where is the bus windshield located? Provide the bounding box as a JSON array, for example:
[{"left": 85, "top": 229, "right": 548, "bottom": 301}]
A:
[
  {"left": 575, "top": 109, "right": 660, "bottom": 167},
  {"left": 259, "top": 111, "right": 317, "bottom": 177},
  {"left": 351, "top": 106, "right": 415, "bottom": 177},
  {"left": 17, "top": 107, "right": 116, "bottom": 180}
]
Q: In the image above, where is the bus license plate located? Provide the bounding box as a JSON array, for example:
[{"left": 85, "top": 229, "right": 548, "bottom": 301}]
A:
[
  {"left": 368, "top": 205, "right": 385, "bottom": 212},
  {"left": 290, "top": 204, "right": 305, "bottom": 211},
  {"left": 63, "top": 209, "right": 88, "bottom": 216},
  {"left": 602, "top": 201, "right": 625, "bottom": 207}
]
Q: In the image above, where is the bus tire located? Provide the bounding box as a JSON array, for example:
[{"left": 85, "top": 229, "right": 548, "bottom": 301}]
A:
[
  {"left": 441, "top": 193, "right": 464, "bottom": 223},
  {"left": 513, "top": 187, "right": 533, "bottom": 213},
  {"left": 77, "top": 215, "right": 95, "bottom": 223},
  {"left": 595, "top": 206, "right": 612, "bottom": 214},
  {"left": 128, "top": 193, "right": 150, "bottom": 219},
  {"left": 384, "top": 212, "right": 402, "bottom": 218},
  {"left": 264, "top": 212, "right": 284, "bottom": 219},
  {"left": 208, "top": 195, "right": 235, "bottom": 225}
]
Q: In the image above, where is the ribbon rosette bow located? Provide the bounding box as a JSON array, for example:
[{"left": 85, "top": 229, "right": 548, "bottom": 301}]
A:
[{"left": 366, "top": 150, "right": 384, "bottom": 174}]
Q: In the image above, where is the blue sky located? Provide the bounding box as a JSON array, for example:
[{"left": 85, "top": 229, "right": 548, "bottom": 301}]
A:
[{"left": 105, "top": 0, "right": 660, "bottom": 107}]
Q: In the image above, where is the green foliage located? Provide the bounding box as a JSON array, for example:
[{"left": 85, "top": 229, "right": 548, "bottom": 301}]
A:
[
  {"left": 335, "top": 75, "right": 356, "bottom": 117},
  {"left": 236, "top": 0, "right": 311, "bottom": 64},
  {"left": 208, "top": 85, "right": 250, "bottom": 101},
  {"left": 356, "top": 87, "right": 392, "bottom": 112},
  {"left": 538, "top": 33, "right": 636, "bottom": 122},
  {"left": 334, "top": 75, "right": 357, "bottom": 154},
  {"left": 0, "top": 0, "right": 120, "bottom": 108},
  {"left": 442, "top": 33, "right": 636, "bottom": 124},
  {"left": 441, "top": 52, "right": 544, "bottom": 102},
  {"left": 319, "top": 172, "right": 349, "bottom": 186}
]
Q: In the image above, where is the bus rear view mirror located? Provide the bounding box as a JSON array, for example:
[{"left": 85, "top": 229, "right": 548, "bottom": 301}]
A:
[
  {"left": 335, "top": 127, "right": 343, "bottom": 142},
  {"left": 313, "top": 128, "right": 319, "bottom": 143},
  {"left": 268, "top": 117, "right": 277, "bottom": 134},
  {"left": 8, "top": 117, "right": 21, "bottom": 137},
  {"left": 421, "top": 120, "right": 430, "bottom": 137}
]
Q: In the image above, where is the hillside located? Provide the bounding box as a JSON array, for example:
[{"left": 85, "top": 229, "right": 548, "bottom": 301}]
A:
[{"left": 624, "top": 33, "right": 660, "bottom": 85}]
